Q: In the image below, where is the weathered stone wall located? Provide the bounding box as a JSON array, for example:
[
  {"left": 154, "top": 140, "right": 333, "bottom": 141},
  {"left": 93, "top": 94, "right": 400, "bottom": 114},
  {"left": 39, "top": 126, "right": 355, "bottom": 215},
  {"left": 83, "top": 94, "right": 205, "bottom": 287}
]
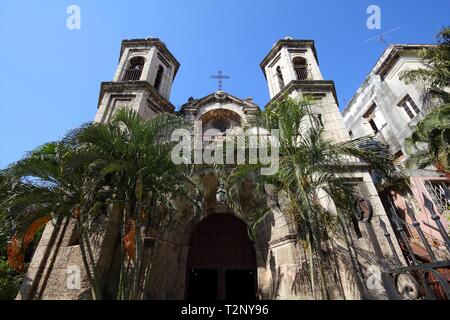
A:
[{"left": 16, "top": 218, "right": 91, "bottom": 300}]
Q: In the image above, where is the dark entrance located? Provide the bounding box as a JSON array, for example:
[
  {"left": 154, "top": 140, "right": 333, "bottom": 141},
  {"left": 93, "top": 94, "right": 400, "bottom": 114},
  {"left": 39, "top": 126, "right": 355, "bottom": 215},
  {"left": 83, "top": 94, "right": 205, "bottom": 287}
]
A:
[{"left": 186, "top": 214, "right": 257, "bottom": 300}]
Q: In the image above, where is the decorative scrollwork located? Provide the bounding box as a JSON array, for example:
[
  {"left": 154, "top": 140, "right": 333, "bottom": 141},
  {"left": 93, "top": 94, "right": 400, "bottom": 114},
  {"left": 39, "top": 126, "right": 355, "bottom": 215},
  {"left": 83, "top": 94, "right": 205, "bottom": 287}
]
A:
[
  {"left": 392, "top": 272, "right": 422, "bottom": 300},
  {"left": 384, "top": 262, "right": 450, "bottom": 300}
]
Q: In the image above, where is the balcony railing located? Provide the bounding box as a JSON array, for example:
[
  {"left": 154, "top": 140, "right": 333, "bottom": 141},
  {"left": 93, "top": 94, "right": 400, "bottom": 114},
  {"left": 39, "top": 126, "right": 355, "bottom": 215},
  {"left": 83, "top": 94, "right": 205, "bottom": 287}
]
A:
[
  {"left": 424, "top": 180, "right": 450, "bottom": 214},
  {"left": 122, "top": 68, "right": 142, "bottom": 81},
  {"left": 381, "top": 197, "right": 450, "bottom": 299},
  {"left": 397, "top": 218, "right": 447, "bottom": 258},
  {"left": 294, "top": 67, "right": 308, "bottom": 80}
]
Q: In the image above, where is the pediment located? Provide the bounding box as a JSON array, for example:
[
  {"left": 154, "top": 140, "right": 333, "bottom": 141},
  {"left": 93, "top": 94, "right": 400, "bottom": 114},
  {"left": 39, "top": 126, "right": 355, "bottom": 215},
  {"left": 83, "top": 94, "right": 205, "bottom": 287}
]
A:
[{"left": 180, "top": 91, "right": 259, "bottom": 119}]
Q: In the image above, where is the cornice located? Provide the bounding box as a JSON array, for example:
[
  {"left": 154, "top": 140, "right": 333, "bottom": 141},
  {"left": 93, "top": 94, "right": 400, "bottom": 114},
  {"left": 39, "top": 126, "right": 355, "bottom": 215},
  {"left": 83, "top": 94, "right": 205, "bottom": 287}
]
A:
[{"left": 98, "top": 81, "right": 175, "bottom": 113}]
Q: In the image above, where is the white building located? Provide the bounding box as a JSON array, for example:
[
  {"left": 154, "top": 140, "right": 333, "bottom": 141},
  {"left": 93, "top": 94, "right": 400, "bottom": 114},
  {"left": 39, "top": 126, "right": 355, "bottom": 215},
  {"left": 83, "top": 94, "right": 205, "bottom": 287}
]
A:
[
  {"left": 342, "top": 44, "right": 450, "bottom": 264},
  {"left": 343, "top": 44, "right": 434, "bottom": 160}
]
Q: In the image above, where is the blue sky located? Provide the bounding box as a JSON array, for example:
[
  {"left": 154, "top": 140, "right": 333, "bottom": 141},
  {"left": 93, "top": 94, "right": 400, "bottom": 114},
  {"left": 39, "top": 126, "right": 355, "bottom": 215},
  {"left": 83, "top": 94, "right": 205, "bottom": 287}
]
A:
[{"left": 0, "top": 0, "right": 449, "bottom": 168}]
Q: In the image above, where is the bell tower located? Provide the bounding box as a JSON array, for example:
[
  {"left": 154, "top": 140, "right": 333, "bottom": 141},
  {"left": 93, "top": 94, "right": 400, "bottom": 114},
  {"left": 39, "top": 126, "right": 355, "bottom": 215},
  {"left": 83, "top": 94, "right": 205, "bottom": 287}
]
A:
[
  {"left": 259, "top": 39, "right": 407, "bottom": 300},
  {"left": 94, "top": 38, "right": 180, "bottom": 123},
  {"left": 260, "top": 38, "right": 348, "bottom": 142}
]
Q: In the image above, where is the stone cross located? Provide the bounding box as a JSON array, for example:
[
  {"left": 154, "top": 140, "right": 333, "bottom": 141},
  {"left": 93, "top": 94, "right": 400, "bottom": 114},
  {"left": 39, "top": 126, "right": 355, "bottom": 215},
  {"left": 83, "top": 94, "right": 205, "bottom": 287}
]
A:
[{"left": 210, "top": 70, "right": 230, "bottom": 91}]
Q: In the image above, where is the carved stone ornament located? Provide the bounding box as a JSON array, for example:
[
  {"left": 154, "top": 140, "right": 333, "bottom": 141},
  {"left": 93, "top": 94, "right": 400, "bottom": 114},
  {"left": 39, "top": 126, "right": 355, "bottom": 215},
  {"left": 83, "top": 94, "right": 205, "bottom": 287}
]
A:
[{"left": 354, "top": 197, "right": 373, "bottom": 222}]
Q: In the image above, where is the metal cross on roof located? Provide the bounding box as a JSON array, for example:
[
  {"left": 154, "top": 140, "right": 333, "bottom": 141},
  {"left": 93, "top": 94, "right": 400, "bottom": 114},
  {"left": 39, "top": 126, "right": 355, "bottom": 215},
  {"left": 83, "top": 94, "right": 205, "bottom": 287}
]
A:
[{"left": 210, "top": 70, "right": 230, "bottom": 91}]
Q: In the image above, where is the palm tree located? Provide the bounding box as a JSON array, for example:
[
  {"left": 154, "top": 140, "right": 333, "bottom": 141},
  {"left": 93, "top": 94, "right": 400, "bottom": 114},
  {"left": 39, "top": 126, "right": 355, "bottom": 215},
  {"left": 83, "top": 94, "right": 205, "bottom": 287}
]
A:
[
  {"left": 400, "top": 26, "right": 450, "bottom": 107},
  {"left": 1, "top": 108, "right": 202, "bottom": 300},
  {"left": 0, "top": 136, "right": 107, "bottom": 299},
  {"left": 224, "top": 96, "right": 396, "bottom": 298},
  {"left": 405, "top": 105, "right": 450, "bottom": 176},
  {"left": 400, "top": 27, "right": 450, "bottom": 175},
  {"left": 75, "top": 108, "right": 202, "bottom": 300}
]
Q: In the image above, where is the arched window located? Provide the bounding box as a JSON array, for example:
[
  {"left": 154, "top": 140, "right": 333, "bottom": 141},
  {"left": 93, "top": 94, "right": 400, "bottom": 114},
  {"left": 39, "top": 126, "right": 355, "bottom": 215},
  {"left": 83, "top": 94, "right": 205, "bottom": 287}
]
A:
[
  {"left": 293, "top": 57, "right": 308, "bottom": 80},
  {"left": 154, "top": 65, "right": 164, "bottom": 91},
  {"left": 200, "top": 109, "right": 242, "bottom": 142},
  {"left": 123, "top": 56, "right": 145, "bottom": 81},
  {"left": 276, "top": 66, "right": 285, "bottom": 89}
]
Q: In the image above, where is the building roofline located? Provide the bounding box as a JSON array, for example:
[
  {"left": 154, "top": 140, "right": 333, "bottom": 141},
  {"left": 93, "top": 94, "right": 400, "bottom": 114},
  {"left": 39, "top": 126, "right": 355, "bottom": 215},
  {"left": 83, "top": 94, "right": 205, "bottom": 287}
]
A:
[
  {"left": 179, "top": 91, "right": 260, "bottom": 114},
  {"left": 342, "top": 44, "right": 433, "bottom": 115},
  {"left": 374, "top": 44, "right": 433, "bottom": 77},
  {"left": 120, "top": 38, "right": 181, "bottom": 78}
]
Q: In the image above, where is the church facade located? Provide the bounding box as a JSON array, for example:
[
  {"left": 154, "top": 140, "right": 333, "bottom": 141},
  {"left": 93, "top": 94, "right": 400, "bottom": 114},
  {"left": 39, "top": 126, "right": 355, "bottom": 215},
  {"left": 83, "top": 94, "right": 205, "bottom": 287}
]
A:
[{"left": 16, "top": 37, "right": 407, "bottom": 300}]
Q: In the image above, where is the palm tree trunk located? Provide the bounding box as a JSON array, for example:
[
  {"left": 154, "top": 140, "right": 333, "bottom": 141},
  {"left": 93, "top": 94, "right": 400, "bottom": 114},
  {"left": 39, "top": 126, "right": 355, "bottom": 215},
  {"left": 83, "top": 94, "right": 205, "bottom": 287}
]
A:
[
  {"left": 292, "top": 161, "right": 318, "bottom": 299},
  {"left": 317, "top": 258, "right": 329, "bottom": 299},
  {"left": 310, "top": 210, "right": 329, "bottom": 299},
  {"left": 307, "top": 235, "right": 316, "bottom": 299}
]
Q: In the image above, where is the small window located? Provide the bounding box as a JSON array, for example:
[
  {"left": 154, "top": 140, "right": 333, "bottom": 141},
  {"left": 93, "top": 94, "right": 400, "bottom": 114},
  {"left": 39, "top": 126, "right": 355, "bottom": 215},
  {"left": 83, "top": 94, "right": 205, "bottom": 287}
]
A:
[
  {"left": 368, "top": 119, "right": 379, "bottom": 134},
  {"left": 398, "top": 94, "right": 420, "bottom": 120},
  {"left": 363, "top": 104, "right": 379, "bottom": 134},
  {"left": 315, "top": 114, "right": 324, "bottom": 128},
  {"left": 154, "top": 65, "right": 164, "bottom": 91},
  {"left": 293, "top": 57, "right": 308, "bottom": 80},
  {"left": 276, "top": 66, "right": 285, "bottom": 90}
]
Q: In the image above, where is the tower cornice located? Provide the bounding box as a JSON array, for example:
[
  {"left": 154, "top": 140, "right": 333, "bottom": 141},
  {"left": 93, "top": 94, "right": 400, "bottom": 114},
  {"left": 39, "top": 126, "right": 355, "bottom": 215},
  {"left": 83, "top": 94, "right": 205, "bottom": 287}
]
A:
[
  {"left": 98, "top": 81, "right": 175, "bottom": 113},
  {"left": 263, "top": 80, "right": 338, "bottom": 109},
  {"left": 260, "top": 39, "right": 319, "bottom": 78},
  {"left": 120, "top": 38, "right": 180, "bottom": 77}
]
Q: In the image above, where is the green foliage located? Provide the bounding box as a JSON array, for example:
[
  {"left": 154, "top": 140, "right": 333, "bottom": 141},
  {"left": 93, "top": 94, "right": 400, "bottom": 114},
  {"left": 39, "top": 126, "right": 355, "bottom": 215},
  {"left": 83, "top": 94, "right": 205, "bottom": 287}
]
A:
[
  {"left": 401, "top": 26, "right": 450, "bottom": 174},
  {"left": 405, "top": 104, "right": 450, "bottom": 173},
  {"left": 0, "top": 175, "right": 22, "bottom": 300},
  {"left": 0, "top": 223, "right": 17, "bottom": 301},
  {"left": 224, "top": 96, "right": 396, "bottom": 298},
  {"left": 0, "top": 256, "right": 22, "bottom": 300},
  {"left": 400, "top": 26, "right": 450, "bottom": 106},
  {"left": 76, "top": 108, "right": 202, "bottom": 299},
  {"left": 0, "top": 108, "right": 202, "bottom": 300}
]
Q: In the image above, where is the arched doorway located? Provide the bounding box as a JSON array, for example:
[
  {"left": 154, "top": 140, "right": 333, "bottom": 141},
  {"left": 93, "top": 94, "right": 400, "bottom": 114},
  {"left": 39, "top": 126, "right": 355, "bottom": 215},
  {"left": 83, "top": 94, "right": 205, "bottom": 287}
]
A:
[{"left": 186, "top": 214, "right": 257, "bottom": 300}]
